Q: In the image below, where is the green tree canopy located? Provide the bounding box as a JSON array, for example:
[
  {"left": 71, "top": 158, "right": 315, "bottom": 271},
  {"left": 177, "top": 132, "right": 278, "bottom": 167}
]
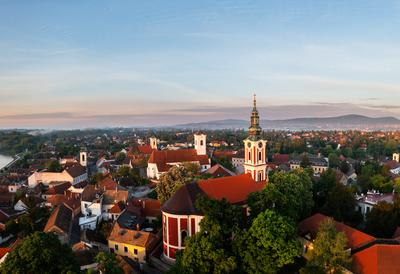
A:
[
  {"left": 0, "top": 232, "right": 79, "bottom": 274},
  {"left": 248, "top": 169, "right": 314, "bottom": 221},
  {"left": 328, "top": 153, "right": 340, "bottom": 169},
  {"left": 313, "top": 168, "right": 337, "bottom": 210},
  {"left": 45, "top": 159, "right": 62, "bottom": 172},
  {"left": 156, "top": 163, "right": 199, "bottom": 204},
  {"left": 235, "top": 210, "right": 301, "bottom": 274},
  {"left": 321, "top": 183, "right": 361, "bottom": 224},
  {"left": 365, "top": 201, "right": 400, "bottom": 238},
  {"left": 95, "top": 252, "right": 123, "bottom": 274},
  {"left": 301, "top": 218, "right": 351, "bottom": 274}
]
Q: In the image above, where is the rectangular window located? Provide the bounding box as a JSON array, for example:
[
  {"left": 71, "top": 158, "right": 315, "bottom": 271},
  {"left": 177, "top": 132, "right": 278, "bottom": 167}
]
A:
[
  {"left": 115, "top": 244, "right": 119, "bottom": 251},
  {"left": 134, "top": 249, "right": 138, "bottom": 255},
  {"left": 124, "top": 246, "right": 128, "bottom": 253}
]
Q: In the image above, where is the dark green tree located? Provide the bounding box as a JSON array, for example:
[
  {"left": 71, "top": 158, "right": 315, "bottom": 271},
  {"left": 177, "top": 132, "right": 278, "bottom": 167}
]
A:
[
  {"left": 156, "top": 164, "right": 199, "bottom": 204},
  {"left": 313, "top": 168, "right": 337, "bottom": 210},
  {"left": 248, "top": 169, "right": 314, "bottom": 221},
  {"left": 321, "top": 183, "right": 361, "bottom": 224},
  {"left": 365, "top": 201, "right": 400, "bottom": 238},
  {"left": 95, "top": 252, "right": 123, "bottom": 274},
  {"left": 45, "top": 159, "right": 62, "bottom": 172},
  {"left": 0, "top": 232, "right": 79, "bottom": 274},
  {"left": 235, "top": 210, "right": 301, "bottom": 274}
]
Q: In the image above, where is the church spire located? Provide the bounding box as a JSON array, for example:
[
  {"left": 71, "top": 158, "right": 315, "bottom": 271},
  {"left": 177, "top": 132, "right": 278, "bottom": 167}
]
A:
[{"left": 248, "top": 93, "right": 262, "bottom": 139}]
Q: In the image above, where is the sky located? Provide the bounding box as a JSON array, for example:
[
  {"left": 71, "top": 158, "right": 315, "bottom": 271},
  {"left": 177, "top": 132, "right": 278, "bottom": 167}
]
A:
[{"left": 1, "top": 0, "right": 400, "bottom": 128}]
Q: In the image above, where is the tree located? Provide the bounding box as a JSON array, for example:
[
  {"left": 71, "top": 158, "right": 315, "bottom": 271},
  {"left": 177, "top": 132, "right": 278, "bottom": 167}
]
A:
[
  {"left": 115, "top": 152, "right": 126, "bottom": 164},
  {"left": 321, "top": 183, "right": 361, "bottom": 224},
  {"left": 156, "top": 164, "right": 199, "bottom": 204},
  {"left": 369, "top": 174, "right": 392, "bottom": 193},
  {"left": 6, "top": 206, "right": 50, "bottom": 237},
  {"left": 328, "top": 153, "right": 340, "bottom": 169},
  {"left": 365, "top": 201, "right": 400, "bottom": 238},
  {"left": 313, "top": 168, "right": 337, "bottom": 210},
  {"left": 45, "top": 159, "right": 62, "bottom": 172},
  {"left": 248, "top": 169, "right": 314, "bottom": 221},
  {"left": 300, "top": 155, "right": 311, "bottom": 168},
  {"left": 0, "top": 232, "right": 79, "bottom": 274},
  {"left": 171, "top": 234, "right": 237, "bottom": 274},
  {"left": 235, "top": 210, "right": 301, "bottom": 274},
  {"left": 95, "top": 252, "right": 123, "bottom": 274},
  {"left": 301, "top": 218, "right": 351, "bottom": 274}
]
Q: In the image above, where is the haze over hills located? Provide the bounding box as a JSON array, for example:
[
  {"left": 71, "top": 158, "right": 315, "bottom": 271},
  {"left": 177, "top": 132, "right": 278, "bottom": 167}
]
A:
[{"left": 174, "top": 115, "right": 400, "bottom": 131}]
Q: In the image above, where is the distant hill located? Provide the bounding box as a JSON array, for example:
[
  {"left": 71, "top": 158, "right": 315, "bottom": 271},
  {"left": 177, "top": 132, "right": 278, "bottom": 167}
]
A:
[{"left": 174, "top": 115, "right": 400, "bottom": 130}]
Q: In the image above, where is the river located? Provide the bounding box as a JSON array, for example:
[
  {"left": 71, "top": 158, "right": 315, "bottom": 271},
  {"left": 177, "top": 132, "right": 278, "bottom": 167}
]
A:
[{"left": 0, "top": 154, "right": 13, "bottom": 169}]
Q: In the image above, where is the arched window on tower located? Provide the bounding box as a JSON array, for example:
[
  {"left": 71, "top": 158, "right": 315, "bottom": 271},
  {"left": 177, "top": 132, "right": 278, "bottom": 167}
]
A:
[
  {"left": 248, "top": 151, "right": 251, "bottom": 162},
  {"left": 258, "top": 172, "right": 263, "bottom": 181},
  {"left": 181, "top": 230, "right": 188, "bottom": 246},
  {"left": 82, "top": 154, "right": 85, "bottom": 162},
  {"left": 258, "top": 151, "right": 262, "bottom": 161},
  {"left": 200, "top": 140, "right": 203, "bottom": 146}
]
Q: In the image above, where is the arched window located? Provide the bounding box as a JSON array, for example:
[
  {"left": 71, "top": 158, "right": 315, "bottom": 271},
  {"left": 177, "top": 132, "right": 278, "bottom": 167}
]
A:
[
  {"left": 181, "top": 230, "right": 188, "bottom": 246},
  {"left": 258, "top": 172, "right": 263, "bottom": 181},
  {"left": 200, "top": 140, "right": 203, "bottom": 146},
  {"left": 248, "top": 151, "right": 251, "bottom": 161},
  {"left": 258, "top": 151, "right": 262, "bottom": 161},
  {"left": 82, "top": 154, "right": 85, "bottom": 162}
]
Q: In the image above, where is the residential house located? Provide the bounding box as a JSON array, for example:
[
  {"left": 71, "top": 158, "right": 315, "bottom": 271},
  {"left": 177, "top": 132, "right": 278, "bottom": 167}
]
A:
[
  {"left": 28, "top": 164, "right": 87, "bottom": 187},
  {"left": 44, "top": 204, "right": 73, "bottom": 244}
]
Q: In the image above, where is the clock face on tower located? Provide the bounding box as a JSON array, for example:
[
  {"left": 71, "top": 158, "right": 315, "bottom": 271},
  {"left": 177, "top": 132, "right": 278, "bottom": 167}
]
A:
[{"left": 258, "top": 142, "right": 263, "bottom": 148}]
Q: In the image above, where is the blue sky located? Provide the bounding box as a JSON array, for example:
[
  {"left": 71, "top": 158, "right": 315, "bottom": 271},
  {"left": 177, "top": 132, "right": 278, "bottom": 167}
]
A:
[{"left": 1, "top": 1, "right": 400, "bottom": 128}]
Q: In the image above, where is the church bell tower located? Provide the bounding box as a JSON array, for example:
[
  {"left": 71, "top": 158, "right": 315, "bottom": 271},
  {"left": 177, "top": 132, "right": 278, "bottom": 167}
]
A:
[{"left": 243, "top": 94, "right": 267, "bottom": 182}]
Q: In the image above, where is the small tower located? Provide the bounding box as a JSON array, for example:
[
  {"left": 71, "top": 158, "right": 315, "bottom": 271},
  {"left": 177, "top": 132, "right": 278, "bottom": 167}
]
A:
[
  {"left": 243, "top": 94, "right": 267, "bottom": 182},
  {"left": 393, "top": 153, "right": 400, "bottom": 163},
  {"left": 194, "top": 132, "right": 207, "bottom": 156},
  {"left": 149, "top": 136, "right": 158, "bottom": 150},
  {"left": 80, "top": 149, "right": 87, "bottom": 167}
]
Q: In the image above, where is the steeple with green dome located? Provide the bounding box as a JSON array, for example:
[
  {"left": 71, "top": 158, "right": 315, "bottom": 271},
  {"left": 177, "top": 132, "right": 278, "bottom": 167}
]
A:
[{"left": 248, "top": 93, "right": 262, "bottom": 140}]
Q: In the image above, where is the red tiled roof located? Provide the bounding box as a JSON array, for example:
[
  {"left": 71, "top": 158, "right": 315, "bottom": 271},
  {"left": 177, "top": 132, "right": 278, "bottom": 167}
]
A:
[
  {"left": 385, "top": 160, "right": 400, "bottom": 170},
  {"left": 298, "top": 213, "right": 376, "bottom": 250},
  {"left": 109, "top": 201, "right": 126, "bottom": 214},
  {"left": 162, "top": 174, "right": 264, "bottom": 215},
  {"left": 197, "top": 173, "right": 264, "bottom": 204},
  {"left": 272, "top": 154, "right": 290, "bottom": 164},
  {"left": 0, "top": 248, "right": 10, "bottom": 259},
  {"left": 137, "top": 145, "right": 154, "bottom": 155},
  {"left": 131, "top": 198, "right": 161, "bottom": 218},
  {"left": 98, "top": 176, "right": 126, "bottom": 191},
  {"left": 204, "top": 164, "right": 235, "bottom": 177},
  {"left": 213, "top": 150, "right": 237, "bottom": 160},
  {"left": 352, "top": 244, "right": 400, "bottom": 274},
  {"left": 148, "top": 149, "right": 210, "bottom": 172}
]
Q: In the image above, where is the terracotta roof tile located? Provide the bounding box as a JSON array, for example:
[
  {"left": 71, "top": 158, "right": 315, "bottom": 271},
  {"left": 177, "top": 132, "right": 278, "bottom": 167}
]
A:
[
  {"left": 162, "top": 174, "right": 264, "bottom": 215},
  {"left": 204, "top": 164, "right": 235, "bottom": 177},
  {"left": 44, "top": 204, "right": 72, "bottom": 234},
  {"left": 148, "top": 149, "right": 210, "bottom": 172},
  {"left": 299, "top": 213, "right": 376, "bottom": 250},
  {"left": 197, "top": 173, "right": 264, "bottom": 204},
  {"left": 108, "top": 223, "right": 157, "bottom": 248},
  {"left": 352, "top": 244, "right": 400, "bottom": 274}
]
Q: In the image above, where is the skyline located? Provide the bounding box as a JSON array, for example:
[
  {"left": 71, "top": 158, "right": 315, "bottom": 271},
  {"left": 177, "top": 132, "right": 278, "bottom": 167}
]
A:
[{"left": 1, "top": 1, "right": 400, "bottom": 128}]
